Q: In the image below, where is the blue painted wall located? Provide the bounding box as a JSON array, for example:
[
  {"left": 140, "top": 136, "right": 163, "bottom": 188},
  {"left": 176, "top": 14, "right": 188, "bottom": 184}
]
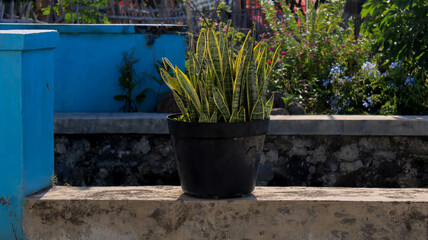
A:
[
  {"left": 0, "top": 30, "right": 58, "bottom": 239},
  {"left": 0, "top": 49, "right": 24, "bottom": 239},
  {"left": 0, "top": 24, "right": 186, "bottom": 112}
]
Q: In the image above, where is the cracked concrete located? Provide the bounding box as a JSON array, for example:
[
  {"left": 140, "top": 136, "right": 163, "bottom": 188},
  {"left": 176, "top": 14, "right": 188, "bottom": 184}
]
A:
[{"left": 24, "top": 186, "right": 428, "bottom": 240}]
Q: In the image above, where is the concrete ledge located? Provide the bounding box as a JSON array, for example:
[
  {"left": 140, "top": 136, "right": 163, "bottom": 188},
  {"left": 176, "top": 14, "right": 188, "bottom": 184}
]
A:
[
  {"left": 55, "top": 112, "right": 170, "bottom": 134},
  {"left": 24, "top": 186, "right": 428, "bottom": 239},
  {"left": 270, "top": 115, "right": 428, "bottom": 136},
  {"left": 54, "top": 113, "right": 428, "bottom": 136},
  {"left": 0, "top": 30, "right": 59, "bottom": 50}
]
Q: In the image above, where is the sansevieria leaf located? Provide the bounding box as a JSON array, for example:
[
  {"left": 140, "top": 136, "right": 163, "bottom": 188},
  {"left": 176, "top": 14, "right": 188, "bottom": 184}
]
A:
[
  {"left": 198, "top": 81, "right": 210, "bottom": 120},
  {"left": 172, "top": 91, "right": 188, "bottom": 117},
  {"left": 160, "top": 27, "right": 278, "bottom": 123},
  {"left": 176, "top": 68, "right": 202, "bottom": 116},
  {"left": 207, "top": 29, "right": 223, "bottom": 87},
  {"left": 229, "top": 109, "right": 238, "bottom": 123},
  {"left": 231, "top": 32, "right": 251, "bottom": 114},
  {"left": 159, "top": 68, "right": 182, "bottom": 95},
  {"left": 209, "top": 110, "right": 218, "bottom": 123},
  {"left": 248, "top": 49, "right": 258, "bottom": 110},
  {"left": 250, "top": 95, "right": 265, "bottom": 121},
  {"left": 196, "top": 31, "right": 206, "bottom": 66},
  {"left": 223, "top": 52, "right": 233, "bottom": 106},
  {"left": 238, "top": 106, "right": 246, "bottom": 122},
  {"left": 213, "top": 87, "right": 231, "bottom": 122},
  {"left": 265, "top": 94, "right": 274, "bottom": 119}
]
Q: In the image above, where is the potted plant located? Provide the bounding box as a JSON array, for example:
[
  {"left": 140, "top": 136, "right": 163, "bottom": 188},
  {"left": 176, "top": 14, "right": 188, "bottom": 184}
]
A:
[{"left": 160, "top": 27, "right": 279, "bottom": 198}]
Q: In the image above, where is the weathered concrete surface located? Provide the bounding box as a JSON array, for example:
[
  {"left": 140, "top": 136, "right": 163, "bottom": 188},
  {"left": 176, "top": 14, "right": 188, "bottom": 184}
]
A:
[
  {"left": 54, "top": 112, "right": 170, "bottom": 134},
  {"left": 24, "top": 186, "right": 428, "bottom": 240},
  {"left": 269, "top": 115, "right": 428, "bottom": 136},
  {"left": 54, "top": 113, "right": 428, "bottom": 136}
]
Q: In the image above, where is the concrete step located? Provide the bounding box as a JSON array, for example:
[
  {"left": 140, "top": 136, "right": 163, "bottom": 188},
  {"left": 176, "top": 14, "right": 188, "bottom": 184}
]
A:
[{"left": 24, "top": 186, "right": 428, "bottom": 240}]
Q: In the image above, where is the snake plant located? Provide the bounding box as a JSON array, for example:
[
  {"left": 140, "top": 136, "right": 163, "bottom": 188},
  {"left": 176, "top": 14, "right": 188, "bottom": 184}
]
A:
[{"left": 160, "top": 28, "right": 279, "bottom": 123}]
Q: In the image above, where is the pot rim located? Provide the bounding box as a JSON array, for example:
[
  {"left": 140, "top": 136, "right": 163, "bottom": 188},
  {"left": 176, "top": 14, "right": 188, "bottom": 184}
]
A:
[{"left": 167, "top": 114, "right": 269, "bottom": 139}]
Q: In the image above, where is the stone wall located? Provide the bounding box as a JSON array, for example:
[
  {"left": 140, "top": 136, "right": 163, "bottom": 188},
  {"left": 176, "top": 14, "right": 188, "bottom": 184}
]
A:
[
  {"left": 259, "top": 135, "right": 428, "bottom": 187},
  {"left": 55, "top": 135, "right": 177, "bottom": 186},
  {"left": 54, "top": 134, "right": 428, "bottom": 188}
]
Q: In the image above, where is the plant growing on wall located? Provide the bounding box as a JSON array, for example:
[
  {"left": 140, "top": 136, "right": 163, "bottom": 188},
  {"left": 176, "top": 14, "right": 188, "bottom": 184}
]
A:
[
  {"left": 149, "top": 60, "right": 169, "bottom": 104},
  {"left": 114, "top": 51, "right": 152, "bottom": 112}
]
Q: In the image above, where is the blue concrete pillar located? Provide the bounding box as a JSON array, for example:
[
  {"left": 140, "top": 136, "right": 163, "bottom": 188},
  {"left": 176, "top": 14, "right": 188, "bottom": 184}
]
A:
[{"left": 0, "top": 30, "right": 58, "bottom": 239}]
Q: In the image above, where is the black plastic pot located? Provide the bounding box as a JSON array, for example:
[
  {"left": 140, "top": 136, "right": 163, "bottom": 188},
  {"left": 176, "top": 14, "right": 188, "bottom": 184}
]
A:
[{"left": 167, "top": 114, "right": 269, "bottom": 198}]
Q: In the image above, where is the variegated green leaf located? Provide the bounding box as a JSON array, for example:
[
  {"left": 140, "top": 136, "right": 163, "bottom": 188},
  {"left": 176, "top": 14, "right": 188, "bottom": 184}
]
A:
[
  {"left": 265, "top": 94, "right": 274, "bottom": 119},
  {"left": 162, "top": 58, "right": 175, "bottom": 73},
  {"left": 231, "top": 32, "right": 251, "bottom": 114},
  {"left": 172, "top": 91, "right": 187, "bottom": 116},
  {"left": 160, "top": 68, "right": 182, "bottom": 95},
  {"left": 205, "top": 69, "right": 216, "bottom": 116},
  {"left": 229, "top": 109, "right": 238, "bottom": 123},
  {"left": 250, "top": 95, "right": 265, "bottom": 121},
  {"left": 238, "top": 106, "right": 246, "bottom": 122},
  {"left": 207, "top": 29, "right": 223, "bottom": 87},
  {"left": 196, "top": 31, "right": 206, "bottom": 65},
  {"left": 248, "top": 47, "right": 258, "bottom": 111},
  {"left": 198, "top": 81, "right": 210, "bottom": 119},
  {"left": 188, "top": 56, "right": 197, "bottom": 86},
  {"left": 198, "top": 114, "right": 209, "bottom": 123},
  {"left": 213, "top": 87, "right": 231, "bottom": 122},
  {"left": 209, "top": 110, "right": 218, "bottom": 123},
  {"left": 188, "top": 103, "right": 197, "bottom": 122},
  {"left": 223, "top": 56, "right": 233, "bottom": 107},
  {"left": 176, "top": 67, "right": 202, "bottom": 116}
]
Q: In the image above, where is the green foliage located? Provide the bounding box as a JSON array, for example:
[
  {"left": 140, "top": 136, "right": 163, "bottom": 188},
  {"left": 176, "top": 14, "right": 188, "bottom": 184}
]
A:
[
  {"left": 261, "top": 0, "right": 376, "bottom": 113},
  {"left": 361, "top": 0, "right": 428, "bottom": 69},
  {"left": 42, "top": 0, "right": 110, "bottom": 23},
  {"left": 114, "top": 51, "right": 153, "bottom": 112},
  {"left": 360, "top": 0, "right": 428, "bottom": 114},
  {"left": 148, "top": 60, "right": 170, "bottom": 103},
  {"left": 161, "top": 27, "right": 279, "bottom": 122},
  {"left": 261, "top": 0, "right": 427, "bottom": 114}
]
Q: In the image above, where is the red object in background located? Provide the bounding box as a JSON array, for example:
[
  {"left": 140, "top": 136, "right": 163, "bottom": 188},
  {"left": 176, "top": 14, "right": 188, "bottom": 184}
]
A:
[
  {"left": 244, "top": 0, "right": 316, "bottom": 30},
  {"left": 245, "top": 0, "right": 314, "bottom": 13}
]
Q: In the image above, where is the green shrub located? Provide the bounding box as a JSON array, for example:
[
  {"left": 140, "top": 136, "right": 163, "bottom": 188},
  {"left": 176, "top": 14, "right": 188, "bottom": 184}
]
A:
[
  {"left": 361, "top": 0, "right": 428, "bottom": 114},
  {"left": 361, "top": 0, "right": 428, "bottom": 70},
  {"left": 261, "top": 0, "right": 376, "bottom": 114},
  {"left": 43, "top": 0, "right": 110, "bottom": 23},
  {"left": 260, "top": 0, "right": 427, "bottom": 114}
]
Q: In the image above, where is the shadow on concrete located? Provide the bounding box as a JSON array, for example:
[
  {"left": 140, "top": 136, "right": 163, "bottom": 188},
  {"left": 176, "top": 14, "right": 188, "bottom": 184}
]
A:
[{"left": 176, "top": 193, "right": 258, "bottom": 201}]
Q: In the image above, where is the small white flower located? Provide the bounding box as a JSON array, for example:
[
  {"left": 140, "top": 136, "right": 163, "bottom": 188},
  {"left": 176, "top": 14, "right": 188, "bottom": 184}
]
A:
[{"left": 261, "top": 0, "right": 275, "bottom": 5}]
